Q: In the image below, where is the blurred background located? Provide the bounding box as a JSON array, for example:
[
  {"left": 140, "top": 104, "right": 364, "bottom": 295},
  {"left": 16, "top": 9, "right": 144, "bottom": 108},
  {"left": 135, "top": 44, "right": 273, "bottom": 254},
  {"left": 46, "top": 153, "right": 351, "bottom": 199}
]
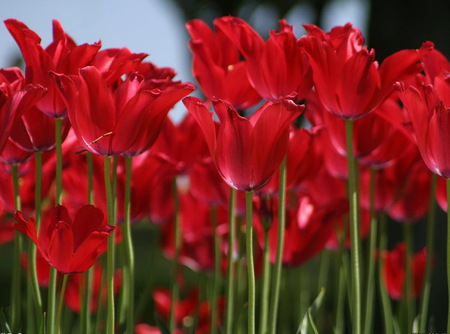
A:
[{"left": 1, "top": 0, "right": 450, "bottom": 331}]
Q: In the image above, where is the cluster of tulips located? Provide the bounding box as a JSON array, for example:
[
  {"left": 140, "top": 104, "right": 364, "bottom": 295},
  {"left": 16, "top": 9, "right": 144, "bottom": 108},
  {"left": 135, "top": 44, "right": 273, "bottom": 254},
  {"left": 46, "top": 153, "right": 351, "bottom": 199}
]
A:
[{"left": 0, "top": 13, "right": 449, "bottom": 334}]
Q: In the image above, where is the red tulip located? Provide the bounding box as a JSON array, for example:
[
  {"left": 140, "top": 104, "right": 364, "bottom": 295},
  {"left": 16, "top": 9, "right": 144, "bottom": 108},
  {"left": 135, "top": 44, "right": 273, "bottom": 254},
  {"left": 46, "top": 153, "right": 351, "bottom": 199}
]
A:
[
  {"left": 0, "top": 67, "right": 46, "bottom": 154},
  {"left": 186, "top": 18, "right": 261, "bottom": 109},
  {"left": 52, "top": 66, "right": 195, "bottom": 156},
  {"left": 214, "top": 17, "right": 312, "bottom": 101},
  {"left": 14, "top": 205, "right": 115, "bottom": 274},
  {"left": 4, "top": 19, "right": 100, "bottom": 117},
  {"left": 381, "top": 243, "right": 427, "bottom": 300},
  {"left": 302, "top": 24, "right": 424, "bottom": 119},
  {"left": 183, "top": 97, "right": 304, "bottom": 191}
]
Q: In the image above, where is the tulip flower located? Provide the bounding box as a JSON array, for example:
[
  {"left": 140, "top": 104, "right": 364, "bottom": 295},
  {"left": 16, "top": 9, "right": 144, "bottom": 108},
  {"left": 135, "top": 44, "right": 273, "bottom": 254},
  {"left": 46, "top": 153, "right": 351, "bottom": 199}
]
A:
[
  {"left": 302, "top": 24, "right": 424, "bottom": 119},
  {"left": 214, "top": 16, "right": 312, "bottom": 101},
  {"left": 381, "top": 243, "right": 427, "bottom": 300},
  {"left": 183, "top": 97, "right": 304, "bottom": 192},
  {"left": 4, "top": 18, "right": 100, "bottom": 118},
  {"left": 186, "top": 18, "right": 261, "bottom": 109},
  {"left": 52, "top": 66, "right": 195, "bottom": 156},
  {"left": 14, "top": 205, "right": 115, "bottom": 274}
]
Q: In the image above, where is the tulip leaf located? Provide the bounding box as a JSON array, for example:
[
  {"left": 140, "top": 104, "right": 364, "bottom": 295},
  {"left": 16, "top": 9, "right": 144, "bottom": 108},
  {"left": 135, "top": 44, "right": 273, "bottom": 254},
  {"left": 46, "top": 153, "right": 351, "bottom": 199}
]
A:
[
  {"left": 154, "top": 314, "right": 171, "bottom": 334},
  {"left": 296, "top": 287, "right": 326, "bottom": 334},
  {"left": 0, "top": 308, "right": 11, "bottom": 333}
]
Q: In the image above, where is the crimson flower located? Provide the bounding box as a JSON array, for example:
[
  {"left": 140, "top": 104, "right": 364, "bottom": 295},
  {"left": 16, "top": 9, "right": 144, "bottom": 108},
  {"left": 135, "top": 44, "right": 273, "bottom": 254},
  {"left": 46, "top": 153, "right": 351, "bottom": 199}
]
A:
[
  {"left": 52, "top": 66, "right": 195, "bottom": 156},
  {"left": 183, "top": 97, "right": 304, "bottom": 191},
  {"left": 14, "top": 205, "right": 115, "bottom": 274},
  {"left": 214, "top": 17, "right": 312, "bottom": 101},
  {"left": 4, "top": 19, "right": 100, "bottom": 117},
  {"left": 302, "top": 24, "right": 424, "bottom": 119},
  {"left": 186, "top": 18, "right": 261, "bottom": 109},
  {"left": 0, "top": 67, "right": 46, "bottom": 154},
  {"left": 381, "top": 243, "right": 427, "bottom": 300}
]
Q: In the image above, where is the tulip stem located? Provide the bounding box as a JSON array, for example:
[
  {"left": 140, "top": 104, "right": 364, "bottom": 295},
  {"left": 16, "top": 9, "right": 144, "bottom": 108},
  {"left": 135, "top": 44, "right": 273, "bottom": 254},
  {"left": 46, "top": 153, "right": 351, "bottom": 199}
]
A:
[
  {"left": 104, "top": 156, "right": 116, "bottom": 334},
  {"left": 363, "top": 167, "right": 377, "bottom": 334},
  {"left": 345, "top": 118, "right": 362, "bottom": 334},
  {"left": 403, "top": 223, "right": 414, "bottom": 333},
  {"left": 419, "top": 173, "right": 437, "bottom": 331},
  {"left": 29, "top": 151, "right": 43, "bottom": 328},
  {"left": 259, "top": 228, "right": 271, "bottom": 334},
  {"left": 268, "top": 157, "right": 287, "bottom": 334},
  {"left": 123, "top": 156, "right": 135, "bottom": 334},
  {"left": 211, "top": 205, "right": 221, "bottom": 334},
  {"left": 56, "top": 274, "right": 69, "bottom": 334},
  {"left": 225, "top": 187, "right": 236, "bottom": 333},
  {"left": 379, "top": 214, "right": 393, "bottom": 334},
  {"left": 80, "top": 152, "right": 94, "bottom": 334},
  {"left": 245, "top": 190, "right": 256, "bottom": 334},
  {"left": 446, "top": 177, "right": 450, "bottom": 333},
  {"left": 10, "top": 164, "right": 22, "bottom": 334},
  {"left": 169, "top": 177, "right": 181, "bottom": 332}
]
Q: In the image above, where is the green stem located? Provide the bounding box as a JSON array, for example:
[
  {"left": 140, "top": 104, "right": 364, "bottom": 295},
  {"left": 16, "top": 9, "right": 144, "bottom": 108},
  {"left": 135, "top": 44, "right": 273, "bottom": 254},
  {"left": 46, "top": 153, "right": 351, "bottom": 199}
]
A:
[
  {"left": 379, "top": 214, "right": 393, "bottom": 334},
  {"left": 10, "top": 164, "right": 22, "bottom": 333},
  {"left": 259, "top": 229, "right": 271, "bottom": 334},
  {"left": 123, "top": 156, "right": 135, "bottom": 334},
  {"left": 80, "top": 152, "right": 94, "bottom": 334},
  {"left": 345, "top": 118, "right": 361, "bottom": 334},
  {"left": 211, "top": 205, "right": 221, "bottom": 334},
  {"left": 404, "top": 223, "right": 415, "bottom": 332},
  {"left": 56, "top": 274, "right": 69, "bottom": 334},
  {"left": 268, "top": 157, "right": 287, "bottom": 334},
  {"left": 446, "top": 177, "right": 450, "bottom": 333},
  {"left": 245, "top": 191, "right": 256, "bottom": 334},
  {"left": 419, "top": 173, "right": 437, "bottom": 331},
  {"left": 225, "top": 187, "right": 236, "bottom": 333},
  {"left": 169, "top": 177, "right": 181, "bottom": 332},
  {"left": 234, "top": 216, "right": 245, "bottom": 334},
  {"left": 104, "top": 156, "right": 116, "bottom": 334},
  {"left": 363, "top": 167, "right": 377, "bottom": 334}
]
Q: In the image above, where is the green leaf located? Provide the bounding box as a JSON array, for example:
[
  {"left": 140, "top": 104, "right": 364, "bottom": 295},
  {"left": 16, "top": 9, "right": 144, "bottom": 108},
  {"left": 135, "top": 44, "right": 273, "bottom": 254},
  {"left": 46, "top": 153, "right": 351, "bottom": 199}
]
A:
[
  {"left": 0, "top": 308, "right": 11, "bottom": 333},
  {"left": 297, "top": 288, "right": 326, "bottom": 334}
]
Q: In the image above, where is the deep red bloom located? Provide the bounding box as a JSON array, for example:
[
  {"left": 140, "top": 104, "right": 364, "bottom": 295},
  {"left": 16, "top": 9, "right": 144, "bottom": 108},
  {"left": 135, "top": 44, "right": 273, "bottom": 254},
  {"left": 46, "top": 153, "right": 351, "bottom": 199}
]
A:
[
  {"left": 397, "top": 77, "right": 450, "bottom": 179},
  {"left": 0, "top": 67, "right": 46, "bottom": 154},
  {"left": 214, "top": 17, "right": 312, "bottom": 101},
  {"left": 184, "top": 97, "right": 304, "bottom": 191},
  {"left": 4, "top": 19, "right": 100, "bottom": 117},
  {"left": 14, "top": 205, "right": 115, "bottom": 274},
  {"left": 382, "top": 243, "right": 427, "bottom": 300},
  {"left": 53, "top": 66, "right": 195, "bottom": 156},
  {"left": 64, "top": 263, "right": 121, "bottom": 313},
  {"left": 186, "top": 19, "right": 261, "bottom": 109},
  {"left": 302, "top": 24, "right": 423, "bottom": 119}
]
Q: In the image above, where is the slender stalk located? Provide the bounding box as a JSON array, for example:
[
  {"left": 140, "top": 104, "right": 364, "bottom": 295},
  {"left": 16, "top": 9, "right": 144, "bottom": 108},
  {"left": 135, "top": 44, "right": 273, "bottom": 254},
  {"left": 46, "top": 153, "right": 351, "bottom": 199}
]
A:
[
  {"left": 268, "top": 158, "right": 287, "bottom": 334},
  {"left": 104, "top": 156, "right": 116, "bottom": 334},
  {"left": 363, "top": 167, "right": 377, "bottom": 334},
  {"left": 48, "top": 118, "right": 65, "bottom": 334},
  {"left": 403, "top": 223, "right": 414, "bottom": 332},
  {"left": 211, "top": 205, "right": 221, "bottom": 334},
  {"left": 259, "top": 228, "right": 271, "bottom": 334},
  {"left": 419, "top": 173, "right": 437, "bottom": 331},
  {"left": 10, "top": 164, "right": 22, "bottom": 333},
  {"left": 56, "top": 274, "right": 69, "bottom": 334},
  {"left": 225, "top": 187, "right": 236, "bottom": 333},
  {"left": 245, "top": 191, "right": 256, "bottom": 334},
  {"left": 446, "top": 177, "right": 450, "bottom": 333},
  {"left": 169, "top": 177, "right": 181, "bottom": 332},
  {"left": 80, "top": 152, "right": 94, "bottom": 334},
  {"left": 121, "top": 156, "right": 135, "bottom": 334},
  {"left": 345, "top": 118, "right": 362, "bottom": 334},
  {"left": 234, "top": 216, "right": 246, "bottom": 334},
  {"left": 379, "top": 214, "right": 393, "bottom": 334}
]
